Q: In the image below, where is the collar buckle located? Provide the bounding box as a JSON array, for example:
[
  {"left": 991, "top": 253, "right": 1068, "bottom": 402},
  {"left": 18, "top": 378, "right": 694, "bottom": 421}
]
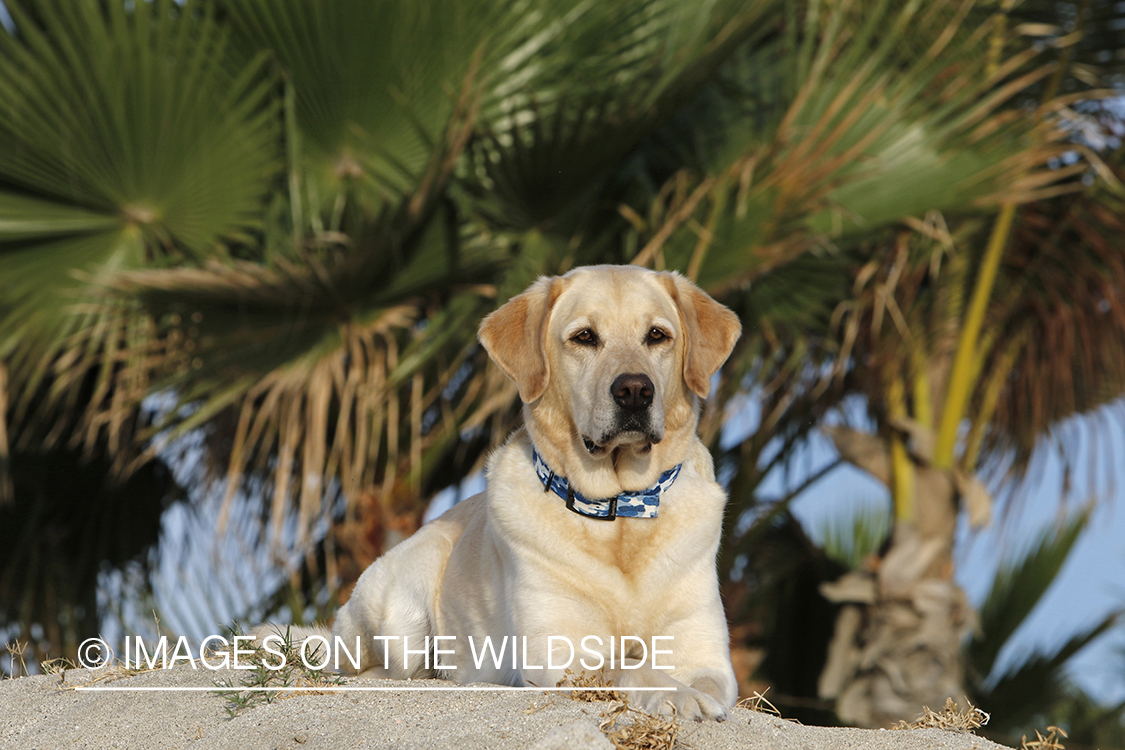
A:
[{"left": 566, "top": 489, "right": 617, "bottom": 520}]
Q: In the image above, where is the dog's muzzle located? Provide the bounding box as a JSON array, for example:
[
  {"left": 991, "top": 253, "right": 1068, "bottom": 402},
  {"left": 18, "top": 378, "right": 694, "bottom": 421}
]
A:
[{"left": 582, "top": 373, "right": 663, "bottom": 455}]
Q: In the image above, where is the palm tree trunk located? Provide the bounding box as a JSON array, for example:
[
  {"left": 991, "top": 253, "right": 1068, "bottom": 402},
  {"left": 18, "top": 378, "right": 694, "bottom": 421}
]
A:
[{"left": 817, "top": 427, "right": 974, "bottom": 727}]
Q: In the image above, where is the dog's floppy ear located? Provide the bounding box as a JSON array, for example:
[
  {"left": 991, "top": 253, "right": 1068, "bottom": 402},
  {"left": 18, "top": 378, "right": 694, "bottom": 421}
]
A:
[
  {"left": 478, "top": 277, "right": 559, "bottom": 403},
  {"left": 665, "top": 273, "right": 741, "bottom": 399}
]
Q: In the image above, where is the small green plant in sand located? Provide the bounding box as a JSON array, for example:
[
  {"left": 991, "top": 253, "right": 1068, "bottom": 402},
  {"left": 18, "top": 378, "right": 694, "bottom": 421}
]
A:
[
  {"left": 892, "top": 697, "right": 990, "bottom": 732},
  {"left": 212, "top": 626, "right": 344, "bottom": 718}
]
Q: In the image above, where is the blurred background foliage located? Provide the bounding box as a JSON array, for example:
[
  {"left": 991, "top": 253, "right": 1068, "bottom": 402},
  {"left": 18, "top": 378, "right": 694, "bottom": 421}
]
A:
[{"left": 1, "top": 0, "right": 1124, "bottom": 743}]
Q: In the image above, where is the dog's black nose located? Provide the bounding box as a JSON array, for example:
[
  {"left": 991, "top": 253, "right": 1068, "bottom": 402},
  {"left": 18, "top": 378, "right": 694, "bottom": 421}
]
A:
[{"left": 611, "top": 373, "right": 654, "bottom": 412}]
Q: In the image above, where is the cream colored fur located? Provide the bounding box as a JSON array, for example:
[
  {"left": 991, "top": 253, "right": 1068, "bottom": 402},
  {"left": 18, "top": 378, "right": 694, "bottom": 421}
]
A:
[{"left": 302, "top": 265, "right": 741, "bottom": 721}]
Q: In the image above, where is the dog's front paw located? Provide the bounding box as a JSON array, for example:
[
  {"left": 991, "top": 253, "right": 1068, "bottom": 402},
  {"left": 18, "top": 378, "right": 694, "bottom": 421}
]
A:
[{"left": 634, "top": 686, "right": 728, "bottom": 722}]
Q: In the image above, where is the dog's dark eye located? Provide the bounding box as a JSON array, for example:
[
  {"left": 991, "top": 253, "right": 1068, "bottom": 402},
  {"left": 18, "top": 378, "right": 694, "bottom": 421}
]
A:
[
  {"left": 572, "top": 329, "right": 598, "bottom": 347},
  {"left": 646, "top": 327, "right": 669, "bottom": 345}
]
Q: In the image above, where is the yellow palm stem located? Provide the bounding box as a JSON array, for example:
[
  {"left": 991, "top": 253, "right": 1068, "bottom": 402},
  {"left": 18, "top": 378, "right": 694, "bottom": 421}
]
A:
[
  {"left": 889, "top": 373, "right": 914, "bottom": 523},
  {"left": 910, "top": 347, "right": 933, "bottom": 430},
  {"left": 935, "top": 202, "right": 1016, "bottom": 468}
]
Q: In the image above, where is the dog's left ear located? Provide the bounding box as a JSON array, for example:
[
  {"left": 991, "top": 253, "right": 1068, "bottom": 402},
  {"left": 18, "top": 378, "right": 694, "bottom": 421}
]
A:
[
  {"left": 664, "top": 273, "right": 741, "bottom": 399},
  {"left": 478, "top": 277, "right": 559, "bottom": 403}
]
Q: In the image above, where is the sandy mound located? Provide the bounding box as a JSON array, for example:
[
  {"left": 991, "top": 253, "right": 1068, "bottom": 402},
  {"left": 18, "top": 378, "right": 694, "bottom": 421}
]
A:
[{"left": 0, "top": 666, "right": 1012, "bottom": 750}]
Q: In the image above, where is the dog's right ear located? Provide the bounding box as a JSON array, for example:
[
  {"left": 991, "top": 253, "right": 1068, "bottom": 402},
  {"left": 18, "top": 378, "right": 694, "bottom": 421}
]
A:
[{"left": 478, "top": 277, "right": 558, "bottom": 403}]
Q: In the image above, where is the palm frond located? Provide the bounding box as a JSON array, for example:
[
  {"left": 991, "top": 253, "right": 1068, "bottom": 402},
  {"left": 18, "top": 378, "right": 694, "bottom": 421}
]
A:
[
  {"left": 620, "top": 0, "right": 1074, "bottom": 307},
  {"left": 976, "top": 611, "right": 1120, "bottom": 733},
  {"left": 981, "top": 170, "right": 1125, "bottom": 469},
  {"left": 0, "top": 0, "right": 277, "bottom": 247},
  {"left": 468, "top": 0, "right": 782, "bottom": 231},
  {"left": 0, "top": 434, "right": 183, "bottom": 666},
  {"left": 221, "top": 0, "right": 485, "bottom": 215},
  {"left": 0, "top": 0, "right": 279, "bottom": 464},
  {"left": 106, "top": 94, "right": 502, "bottom": 545},
  {"left": 985, "top": 0, "right": 1125, "bottom": 96},
  {"left": 969, "top": 508, "right": 1091, "bottom": 681}
]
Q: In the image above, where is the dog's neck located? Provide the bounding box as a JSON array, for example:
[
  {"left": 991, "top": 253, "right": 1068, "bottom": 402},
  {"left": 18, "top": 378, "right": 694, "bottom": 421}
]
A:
[
  {"left": 524, "top": 409, "right": 693, "bottom": 500},
  {"left": 530, "top": 447, "right": 680, "bottom": 519}
]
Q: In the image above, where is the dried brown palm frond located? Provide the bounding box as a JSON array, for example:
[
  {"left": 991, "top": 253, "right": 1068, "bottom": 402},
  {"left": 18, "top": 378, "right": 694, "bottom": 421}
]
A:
[
  {"left": 0, "top": 0, "right": 281, "bottom": 498},
  {"left": 788, "top": 138, "right": 1125, "bottom": 484},
  {"left": 96, "top": 82, "right": 505, "bottom": 546},
  {"left": 978, "top": 171, "right": 1125, "bottom": 473}
]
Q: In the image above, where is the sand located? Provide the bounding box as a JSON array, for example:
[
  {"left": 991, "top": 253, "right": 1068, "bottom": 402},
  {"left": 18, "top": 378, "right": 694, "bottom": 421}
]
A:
[{"left": 0, "top": 665, "right": 1014, "bottom": 750}]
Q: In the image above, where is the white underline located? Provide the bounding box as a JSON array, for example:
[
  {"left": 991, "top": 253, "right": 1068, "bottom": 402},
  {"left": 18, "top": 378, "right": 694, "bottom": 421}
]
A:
[{"left": 74, "top": 686, "right": 674, "bottom": 692}]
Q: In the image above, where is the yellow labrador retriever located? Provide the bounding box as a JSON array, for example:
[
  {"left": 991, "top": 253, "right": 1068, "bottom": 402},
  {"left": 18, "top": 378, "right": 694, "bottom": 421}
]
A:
[{"left": 321, "top": 265, "right": 740, "bottom": 720}]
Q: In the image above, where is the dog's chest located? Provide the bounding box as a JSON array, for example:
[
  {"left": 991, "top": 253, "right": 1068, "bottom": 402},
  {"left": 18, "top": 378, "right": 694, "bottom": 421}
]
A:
[
  {"left": 574, "top": 517, "right": 673, "bottom": 578},
  {"left": 487, "top": 436, "right": 722, "bottom": 583}
]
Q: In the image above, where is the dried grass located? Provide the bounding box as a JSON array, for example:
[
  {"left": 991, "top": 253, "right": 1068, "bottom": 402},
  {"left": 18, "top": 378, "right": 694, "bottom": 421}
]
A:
[
  {"left": 892, "top": 697, "right": 990, "bottom": 732},
  {"left": 553, "top": 670, "right": 681, "bottom": 749},
  {"left": 1020, "top": 725, "right": 1067, "bottom": 750},
  {"left": 39, "top": 656, "right": 75, "bottom": 676},
  {"left": 556, "top": 669, "right": 621, "bottom": 702},
  {"left": 75, "top": 661, "right": 160, "bottom": 687},
  {"left": 2, "top": 641, "right": 29, "bottom": 678},
  {"left": 599, "top": 700, "right": 680, "bottom": 750},
  {"left": 523, "top": 697, "right": 556, "bottom": 714},
  {"left": 736, "top": 688, "right": 781, "bottom": 717},
  {"left": 40, "top": 648, "right": 159, "bottom": 689}
]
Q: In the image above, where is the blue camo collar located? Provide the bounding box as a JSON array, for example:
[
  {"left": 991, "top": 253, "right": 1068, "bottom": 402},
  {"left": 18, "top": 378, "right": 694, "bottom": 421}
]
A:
[{"left": 531, "top": 448, "right": 681, "bottom": 520}]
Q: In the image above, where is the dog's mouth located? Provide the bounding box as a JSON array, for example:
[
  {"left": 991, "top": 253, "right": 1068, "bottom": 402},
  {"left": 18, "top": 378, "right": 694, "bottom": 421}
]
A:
[{"left": 582, "top": 430, "right": 661, "bottom": 457}]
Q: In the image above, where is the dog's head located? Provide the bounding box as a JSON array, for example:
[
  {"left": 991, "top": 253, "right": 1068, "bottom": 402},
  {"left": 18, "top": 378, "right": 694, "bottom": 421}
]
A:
[{"left": 479, "top": 265, "right": 740, "bottom": 495}]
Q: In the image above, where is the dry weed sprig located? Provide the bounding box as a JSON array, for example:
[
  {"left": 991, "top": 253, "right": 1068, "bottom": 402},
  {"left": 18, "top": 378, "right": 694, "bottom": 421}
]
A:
[
  {"left": 3, "top": 641, "right": 29, "bottom": 678},
  {"left": 40, "top": 656, "right": 76, "bottom": 676},
  {"left": 1021, "top": 725, "right": 1067, "bottom": 750},
  {"left": 556, "top": 668, "right": 621, "bottom": 702},
  {"left": 892, "top": 696, "right": 990, "bottom": 732},
  {"left": 599, "top": 700, "right": 679, "bottom": 750},
  {"left": 736, "top": 687, "right": 781, "bottom": 717},
  {"left": 524, "top": 697, "right": 556, "bottom": 715},
  {"left": 42, "top": 652, "right": 160, "bottom": 689}
]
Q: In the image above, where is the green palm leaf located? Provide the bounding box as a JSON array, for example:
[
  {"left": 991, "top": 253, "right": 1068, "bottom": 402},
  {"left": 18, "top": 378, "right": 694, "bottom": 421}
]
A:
[
  {"left": 0, "top": 0, "right": 279, "bottom": 460},
  {"left": 107, "top": 99, "right": 501, "bottom": 542},
  {"left": 468, "top": 0, "right": 781, "bottom": 230},
  {"left": 645, "top": 0, "right": 1073, "bottom": 294},
  {"left": 969, "top": 508, "right": 1091, "bottom": 680},
  {"left": 977, "top": 612, "right": 1120, "bottom": 733},
  {"left": 221, "top": 0, "right": 479, "bottom": 214},
  {"left": 0, "top": 0, "right": 277, "bottom": 247}
]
